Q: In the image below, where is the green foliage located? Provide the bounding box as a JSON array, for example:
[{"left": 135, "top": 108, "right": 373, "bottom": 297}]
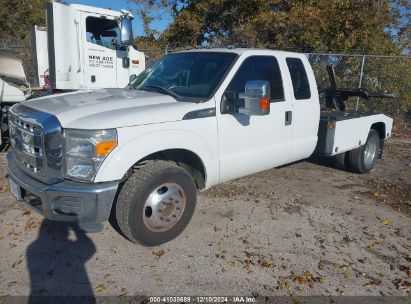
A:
[
  {"left": 163, "top": 0, "right": 410, "bottom": 54},
  {"left": 0, "top": 0, "right": 48, "bottom": 41}
]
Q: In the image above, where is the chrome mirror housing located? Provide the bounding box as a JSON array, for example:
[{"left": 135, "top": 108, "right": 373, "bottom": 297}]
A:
[
  {"left": 119, "top": 10, "right": 134, "bottom": 46},
  {"left": 238, "top": 80, "right": 271, "bottom": 116}
]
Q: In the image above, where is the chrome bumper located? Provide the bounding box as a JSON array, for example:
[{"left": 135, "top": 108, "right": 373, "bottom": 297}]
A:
[{"left": 7, "top": 151, "right": 119, "bottom": 231}]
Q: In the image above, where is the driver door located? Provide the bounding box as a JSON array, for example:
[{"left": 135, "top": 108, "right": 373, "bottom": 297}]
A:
[
  {"left": 216, "top": 55, "right": 293, "bottom": 183},
  {"left": 82, "top": 13, "right": 118, "bottom": 89}
]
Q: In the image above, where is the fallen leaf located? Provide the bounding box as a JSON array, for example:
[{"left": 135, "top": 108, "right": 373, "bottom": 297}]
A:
[
  {"left": 152, "top": 249, "right": 165, "bottom": 259},
  {"left": 343, "top": 235, "right": 353, "bottom": 242},
  {"left": 277, "top": 279, "right": 291, "bottom": 290},
  {"left": 110, "top": 246, "right": 119, "bottom": 253},
  {"left": 393, "top": 278, "right": 411, "bottom": 289},
  {"left": 142, "top": 265, "right": 158, "bottom": 268},
  {"left": 95, "top": 284, "right": 107, "bottom": 292},
  {"left": 297, "top": 276, "right": 308, "bottom": 285},
  {"left": 243, "top": 265, "right": 252, "bottom": 273},
  {"left": 381, "top": 219, "right": 391, "bottom": 225},
  {"left": 227, "top": 260, "right": 236, "bottom": 267},
  {"left": 118, "top": 288, "right": 127, "bottom": 298},
  {"left": 11, "top": 255, "right": 23, "bottom": 268}
]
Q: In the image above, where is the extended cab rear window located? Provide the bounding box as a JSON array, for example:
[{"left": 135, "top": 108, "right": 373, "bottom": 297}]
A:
[
  {"left": 226, "top": 56, "right": 285, "bottom": 102},
  {"left": 286, "top": 58, "right": 311, "bottom": 100}
]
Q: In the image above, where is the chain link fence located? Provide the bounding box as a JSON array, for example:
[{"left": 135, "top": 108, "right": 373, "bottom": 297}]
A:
[
  {"left": 1, "top": 40, "right": 410, "bottom": 121},
  {"left": 140, "top": 48, "right": 411, "bottom": 121},
  {"left": 307, "top": 53, "right": 411, "bottom": 120}
]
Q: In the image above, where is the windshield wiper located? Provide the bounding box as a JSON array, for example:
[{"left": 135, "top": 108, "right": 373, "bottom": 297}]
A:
[{"left": 139, "top": 85, "right": 180, "bottom": 100}]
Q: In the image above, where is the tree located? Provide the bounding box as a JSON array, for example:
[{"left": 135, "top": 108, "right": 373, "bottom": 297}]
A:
[
  {"left": 163, "top": 0, "right": 410, "bottom": 55},
  {"left": 128, "top": 0, "right": 175, "bottom": 37},
  {"left": 0, "top": 0, "right": 48, "bottom": 41}
]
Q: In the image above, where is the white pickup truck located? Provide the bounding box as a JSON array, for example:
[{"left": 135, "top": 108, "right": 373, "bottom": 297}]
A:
[{"left": 6, "top": 49, "right": 393, "bottom": 245}]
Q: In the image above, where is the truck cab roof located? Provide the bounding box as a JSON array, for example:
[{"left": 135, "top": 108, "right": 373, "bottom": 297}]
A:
[
  {"left": 68, "top": 4, "right": 123, "bottom": 18},
  {"left": 177, "top": 48, "right": 306, "bottom": 58}
]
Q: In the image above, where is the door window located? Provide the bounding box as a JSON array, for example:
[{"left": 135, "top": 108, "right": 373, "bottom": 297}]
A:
[
  {"left": 286, "top": 58, "right": 311, "bottom": 100},
  {"left": 225, "top": 56, "right": 285, "bottom": 104},
  {"left": 86, "top": 16, "right": 125, "bottom": 51}
]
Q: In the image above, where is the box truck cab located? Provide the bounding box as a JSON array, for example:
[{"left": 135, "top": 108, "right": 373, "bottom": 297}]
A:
[{"left": 39, "top": 2, "right": 145, "bottom": 90}]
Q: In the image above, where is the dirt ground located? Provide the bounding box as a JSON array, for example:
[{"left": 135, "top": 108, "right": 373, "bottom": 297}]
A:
[{"left": 0, "top": 127, "right": 409, "bottom": 301}]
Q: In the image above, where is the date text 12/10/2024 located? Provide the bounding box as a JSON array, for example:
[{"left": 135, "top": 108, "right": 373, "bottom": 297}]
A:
[{"left": 149, "top": 296, "right": 258, "bottom": 303}]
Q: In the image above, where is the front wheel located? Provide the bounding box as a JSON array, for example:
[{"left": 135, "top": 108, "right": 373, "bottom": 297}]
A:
[
  {"left": 348, "top": 129, "right": 380, "bottom": 173},
  {"left": 115, "top": 160, "right": 197, "bottom": 246}
]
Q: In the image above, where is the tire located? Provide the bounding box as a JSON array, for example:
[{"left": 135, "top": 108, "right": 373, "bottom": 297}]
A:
[
  {"left": 348, "top": 129, "right": 380, "bottom": 173},
  {"left": 0, "top": 107, "right": 10, "bottom": 152},
  {"left": 333, "top": 152, "right": 347, "bottom": 170},
  {"left": 115, "top": 160, "right": 197, "bottom": 246}
]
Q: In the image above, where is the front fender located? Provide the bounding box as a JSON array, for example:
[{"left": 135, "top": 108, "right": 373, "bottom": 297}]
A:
[{"left": 94, "top": 126, "right": 220, "bottom": 188}]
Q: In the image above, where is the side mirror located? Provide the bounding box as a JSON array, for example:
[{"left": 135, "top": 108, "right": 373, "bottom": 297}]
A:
[
  {"left": 238, "top": 80, "right": 270, "bottom": 116},
  {"left": 119, "top": 12, "right": 134, "bottom": 46}
]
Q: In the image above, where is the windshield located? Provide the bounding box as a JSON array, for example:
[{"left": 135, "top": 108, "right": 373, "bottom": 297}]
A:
[{"left": 131, "top": 52, "right": 238, "bottom": 101}]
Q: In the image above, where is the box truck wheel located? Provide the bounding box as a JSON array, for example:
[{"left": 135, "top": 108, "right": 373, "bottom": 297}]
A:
[
  {"left": 115, "top": 160, "right": 197, "bottom": 246},
  {"left": 348, "top": 129, "right": 380, "bottom": 173}
]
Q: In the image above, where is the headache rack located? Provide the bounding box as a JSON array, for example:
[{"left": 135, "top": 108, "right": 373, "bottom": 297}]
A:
[{"left": 320, "top": 65, "right": 395, "bottom": 112}]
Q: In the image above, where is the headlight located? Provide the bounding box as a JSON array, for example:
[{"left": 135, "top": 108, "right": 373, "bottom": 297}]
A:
[{"left": 63, "top": 129, "right": 117, "bottom": 182}]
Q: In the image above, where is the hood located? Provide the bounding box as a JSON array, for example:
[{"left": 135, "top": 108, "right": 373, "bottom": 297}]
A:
[{"left": 21, "top": 88, "right": 201, "bottom": 129}]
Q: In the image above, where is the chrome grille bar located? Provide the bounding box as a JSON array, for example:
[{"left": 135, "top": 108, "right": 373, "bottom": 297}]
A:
[{"left": 8, "top": 104, "right": 63, "bottom": 184}]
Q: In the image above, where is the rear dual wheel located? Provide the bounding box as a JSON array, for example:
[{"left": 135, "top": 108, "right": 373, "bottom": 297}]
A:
[
  {"left": 348, "top": 129, "right": 380, "bottom": 173},
  {"left": 334, "top": 129, "right": 380, "bottom": 173}
]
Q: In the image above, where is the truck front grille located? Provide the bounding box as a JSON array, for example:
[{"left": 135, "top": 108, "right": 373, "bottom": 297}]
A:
[
  {"left": 9, "top": 115, "right": 44, "bottom": 174},
  {"left": 8, "top": 104, "right": 63, "bottom": 184}
]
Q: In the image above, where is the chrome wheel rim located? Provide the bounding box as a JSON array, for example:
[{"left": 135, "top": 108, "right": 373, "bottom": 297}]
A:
[
  {"left": 143, "top": 183, "right": 186, "bottom": 232},
  {"left": 364, "top": 137, "right": 378, "bottom": 167}
]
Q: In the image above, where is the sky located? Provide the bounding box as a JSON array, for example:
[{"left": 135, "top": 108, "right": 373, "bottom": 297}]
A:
[{"left": 65, "top": 0, "right": 173, "bottom": 37}]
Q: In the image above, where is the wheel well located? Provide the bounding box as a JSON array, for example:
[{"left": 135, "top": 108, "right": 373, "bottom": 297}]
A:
[
  {"left": 370, "top": 122, "right": 386, "bottom": 139},
  {"left": 370, "top": 122, "right": 386, "bottom": 158},
  {"left": 132, "top": 149, "right": 206, "bottom": 189}
]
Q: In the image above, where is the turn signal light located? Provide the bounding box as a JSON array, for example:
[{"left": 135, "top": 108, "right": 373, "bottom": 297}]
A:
[
  {"left": 132, "top": 60, "right": 140, "bottom": 64},
  {"left": 260, "top": 97, "right": 270, "bottom": 111},
  {"left": 96, "top": 140, "right": 117, "bottom": 157}
]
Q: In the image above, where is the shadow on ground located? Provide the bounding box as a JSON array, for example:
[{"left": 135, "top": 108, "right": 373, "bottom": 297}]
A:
[{"left": 27, "top": 219, "right": 96, "bottom": 304}]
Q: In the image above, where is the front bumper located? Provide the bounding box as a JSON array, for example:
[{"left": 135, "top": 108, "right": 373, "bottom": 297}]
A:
[{"left": 7, "top": 151, "right": 119, "bottom": 230}]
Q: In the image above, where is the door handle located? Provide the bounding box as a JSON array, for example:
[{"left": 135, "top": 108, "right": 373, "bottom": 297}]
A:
[
  {"left": 74, "top": 20, "right": 81, "bottom": 73},
  {"left": 285, "top": 111, "right": 292, "bottom": 126}
]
